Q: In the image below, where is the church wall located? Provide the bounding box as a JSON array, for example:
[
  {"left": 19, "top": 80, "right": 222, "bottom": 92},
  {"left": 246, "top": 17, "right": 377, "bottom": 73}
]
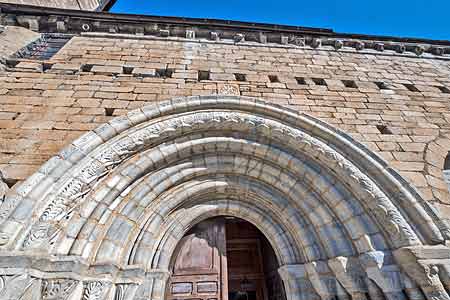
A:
[
  {"left": 1, "top": 33, "right": 450, "bottom": 219},
  {"left": 0, "top": 0, "right": 104, "bottom": 11}
]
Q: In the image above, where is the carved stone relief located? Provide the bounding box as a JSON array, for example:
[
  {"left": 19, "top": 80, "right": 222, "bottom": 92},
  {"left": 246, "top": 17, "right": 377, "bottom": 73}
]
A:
[
  {"left": 83, "top": 281, "right": 109, "bottom": 300},
  {"left": 0, "top": 97, "right": 446, "bottom": 300},
  {"left": 42, "top": 279, "right": 78, "bottom": 300},
  {"left": 19, "top": 110, "right": 420, "bottom": 249}
]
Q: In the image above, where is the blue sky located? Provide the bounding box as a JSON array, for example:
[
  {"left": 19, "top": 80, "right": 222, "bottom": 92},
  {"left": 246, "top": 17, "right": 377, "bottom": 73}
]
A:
[{"left": 110, "top": 0, "right": 449, "bottom": 40}]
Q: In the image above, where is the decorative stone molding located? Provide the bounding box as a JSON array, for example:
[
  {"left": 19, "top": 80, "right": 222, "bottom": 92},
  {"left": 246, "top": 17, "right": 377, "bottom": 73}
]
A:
[
  {"left": 328, "top": 257, "right": 368, "bottom": 300},
  {"left": 18, "top": 109, "right": 421, "bottom": 250},
  {"left": 277, "top": 252, "right": 435, "bottom": 300},
  {"left": 83, "top": 281, "right": 109, "bottom": 300},
  {"left": 0, "top": 96, "right": 447, "bottom": 299},
  {"left": 393, "top": 246, "right": 450, "bottom": 300},
  {"left": 42, "top": 279, "right": 78, "bottom": 300},
  {"left": 0, "top": 274, "right": 36, "bottom": 299},
  {"left": 0, "top": 171, "right": 8, "bottom": 203},
  {"left": 1, "top": 4, "right": 450, "bottom": 59}
]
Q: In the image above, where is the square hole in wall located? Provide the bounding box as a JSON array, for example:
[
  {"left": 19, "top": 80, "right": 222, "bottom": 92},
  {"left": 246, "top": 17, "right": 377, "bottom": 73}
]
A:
[
  {"left": 104, "top": 108, "right": 115, "bottom": 116},
  {"left": 5, "top": 59, "right": 19, "bottom": 68},
  {"left": 81, "top": 64, "right": 94, "bottom": 72},
  {"left": 156, "top": 68, "right": 174, "bottom": 78},
  {"left": 312, "top": 78, "right": 327, "bottom": 86},
  {"left": 234, "top": 73, "right": 246, "bottom": 81},
  {"left": 296, "top": 77, "right": 307, "bottom": 85},
  {"left": 403, "top": 83, "right": 420, "bottom": 92},
  {"left": 4, "top": 179, "right": 18, "bottom": 189},
  {"left": 198, "top": 70, "right": 210, "bottom": 81},
  {"left": 268, "top": 75, "right": 280, "bottom": 83},
  {"left": 342, "top": 80, "right": 358, "bottom": 88},
  {"left": 375, "top": 81, "right": 389, "bottom": 90},
  {"left": 376, "top": 125, "right": 393, "bottom": 135},
  {"left": 123, "top": 66, "right": 134, "bottom": 75}
]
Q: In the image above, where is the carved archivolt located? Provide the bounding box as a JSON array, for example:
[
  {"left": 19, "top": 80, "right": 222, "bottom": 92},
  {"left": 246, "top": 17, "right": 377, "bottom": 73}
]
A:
[
  {"left": 12, "top": 111, "right": 427, "bottom": 249},
  {"left": 0, "top": 96, "right": 447, "bottom": 300},
  {"left": 42, "top": 279, "right": 78, "bottom": 300}
]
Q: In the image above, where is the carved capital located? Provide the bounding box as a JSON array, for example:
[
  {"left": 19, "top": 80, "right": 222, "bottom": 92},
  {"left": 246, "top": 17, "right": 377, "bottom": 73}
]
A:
[
  {"left": 83, "top": 281, "right": 110, "bottom": 300},
  {"left": 328, "top": 256, "right": 368, "bottom": 299},
  {"left": 394, "top": 246, "right": 450, "bottom": 300},
  {"left": 305, "top": 261, "right": 350, "bottom": 300},
  {"left": 42, "top": 278, "right": 78, "bottom": 300}
]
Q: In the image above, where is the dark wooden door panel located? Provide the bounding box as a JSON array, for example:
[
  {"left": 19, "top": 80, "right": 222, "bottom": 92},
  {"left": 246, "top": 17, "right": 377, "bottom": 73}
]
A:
[{"left": 167, "top": 219, "right": 228, "bottom": 300}]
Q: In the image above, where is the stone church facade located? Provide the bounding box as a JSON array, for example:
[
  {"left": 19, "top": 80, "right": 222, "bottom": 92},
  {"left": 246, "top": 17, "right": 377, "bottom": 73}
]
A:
[{"left": 0, "top": 1, "right": 450, "bottom": 300}]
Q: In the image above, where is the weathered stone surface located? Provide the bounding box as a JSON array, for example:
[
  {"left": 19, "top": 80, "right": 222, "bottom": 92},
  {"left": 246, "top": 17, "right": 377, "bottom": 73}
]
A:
[
  {"left": 0, "top": 0, "right": 108, "bottom": 11},
  {"left": 0, "top": 26, "right": 40, "bottom": 69},
  {"left": 0, "top": 8, "right": 449, "bottom": 300}
]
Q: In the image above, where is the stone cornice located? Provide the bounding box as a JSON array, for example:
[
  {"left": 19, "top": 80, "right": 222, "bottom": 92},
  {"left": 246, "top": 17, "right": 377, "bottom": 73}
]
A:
[{"left": 1, "top": 3, "right": 449, "bottom": 59}]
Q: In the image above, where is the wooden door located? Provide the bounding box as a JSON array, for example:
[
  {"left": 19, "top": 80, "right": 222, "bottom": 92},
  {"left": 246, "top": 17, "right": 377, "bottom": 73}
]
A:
[
  {"left": 166, "top": 219, "right": 228, "bottom": 300},
  {"left": 226, "top": 221, "right": 269, "bottom": 300}
]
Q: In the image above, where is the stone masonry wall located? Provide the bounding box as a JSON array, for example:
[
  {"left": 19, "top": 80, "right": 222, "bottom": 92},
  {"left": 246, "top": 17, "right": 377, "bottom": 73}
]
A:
[
  {"left": 1, "top": 33, "right": 450, "bottom": 219},
  {"left": 0, "top": 26, "right": 39, "bottom": 69},
  {"left": 0, "top": 0, "right": 103, "bottom": 10}
]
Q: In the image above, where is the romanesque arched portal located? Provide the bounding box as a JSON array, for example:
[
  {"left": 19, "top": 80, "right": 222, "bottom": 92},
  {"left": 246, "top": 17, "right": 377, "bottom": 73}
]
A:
[{"left": 0, "top": 96, "right": 449, "bottom": 300}]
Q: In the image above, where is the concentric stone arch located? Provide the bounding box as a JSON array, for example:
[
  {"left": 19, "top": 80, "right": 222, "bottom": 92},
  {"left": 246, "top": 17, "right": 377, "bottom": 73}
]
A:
[{"left": 0, "top": 95, "right": 449, "bottom": 300}]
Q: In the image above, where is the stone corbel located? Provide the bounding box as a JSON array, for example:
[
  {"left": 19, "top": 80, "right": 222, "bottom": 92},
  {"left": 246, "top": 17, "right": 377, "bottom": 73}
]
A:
[
  {"left": 393, "top": 246, "right": 450, "bottom": 300},
  {"left": 360, "top": 251, "right": 407, "bottom": 300},
  {"left": 305, "top": 261, "right": 351, "bottom": 300},
  {"left": 328, "top": 256, "right": 369, "bottom": 300}
]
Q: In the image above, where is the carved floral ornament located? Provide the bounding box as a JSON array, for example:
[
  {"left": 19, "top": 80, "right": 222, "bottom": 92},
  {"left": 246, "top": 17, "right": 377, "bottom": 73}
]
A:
[{"left": 0, "top": 96, "right": 448, "bottom": 300}]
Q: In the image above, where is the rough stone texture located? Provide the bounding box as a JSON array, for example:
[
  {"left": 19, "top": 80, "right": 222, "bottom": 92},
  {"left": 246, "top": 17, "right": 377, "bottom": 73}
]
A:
[
  {"left": 0, "top": 26, "right": 40, "bottom": 68},
  {"left": 0, "top": 0, "right": 107, "bottom": 11},
  {"left": 1, "top": 20, "right": 450, "bottom": 300},
  {"left": 1, "top": 34, "right": 450, "bottom": 215},
  {"left": 0, "top": 96, "right": 448, "bottom": 300}
]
